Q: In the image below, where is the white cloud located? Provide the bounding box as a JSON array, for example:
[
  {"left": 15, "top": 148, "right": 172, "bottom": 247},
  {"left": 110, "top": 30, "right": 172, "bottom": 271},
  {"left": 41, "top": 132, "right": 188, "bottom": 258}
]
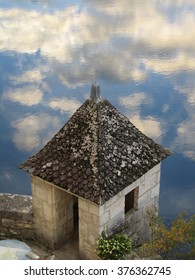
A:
[
  {"left": 183, "top": 151, "right": 195, "bottom": 161},
  {"left": 177, "top": 122, "right": 194, "bottom": 143},
  {"left": 171, "top": 79, "right": 195, "bottom": 161},
  {"left": 175, "top": 84, "right": 195, "bottom": 106},
  {"left": 0, "top": 8, "right": 62, "bottom": 56},
  {"left": 119, "top": 92, "right": 161, "bottom": 140},
  {"left": 119, "top": 92, "right": 152, "bottom": 108},
  {"left": 130, "top": 115, "right": 162, "bottom": 141},
  {"left": 130, "top": 69, "right": 146, "bottom": 81},
  {"left": 0, "top": 170, "right": 13, "bottom": 182},
  {"left": 11, "top": 113, "right": 61, "bottom": 151},
  {"left": 92, "top": 0, "right": 195, "bottom": 50},
  {"left": 10, "top": 69, "right": 43, "bottom": 85},
  {"left": 0, "top": 6, "right": 147, "bottom": 85},
  {"left": 1, "top": 1, "right": 195, "bottom": 86},
  {"left": 4, "top": 87, "right": 43, "bottom": 106},
  {"left": 0, "top": 7, "right": 96, "bottom": 61},
  {"left": 143, "top": 53, "right": 195, "bottom": 75},
  {"left": 159, "top": 0, "right": 195, "bottom": 7},
  {"left": 175, "top": 118, "right": 195, "bottom": 161},
  {"left": 48, "top": 97, "right": 81, "bottom": 115},
  {"left": 162, "top": 104, "right": 170, "bottom": 113}
]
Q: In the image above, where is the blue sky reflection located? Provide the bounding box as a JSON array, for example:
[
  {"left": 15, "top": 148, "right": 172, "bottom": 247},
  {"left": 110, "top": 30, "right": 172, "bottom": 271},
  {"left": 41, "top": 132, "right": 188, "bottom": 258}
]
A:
[{"left": 0, "top": 0, "right": 195, "bottom": 218}]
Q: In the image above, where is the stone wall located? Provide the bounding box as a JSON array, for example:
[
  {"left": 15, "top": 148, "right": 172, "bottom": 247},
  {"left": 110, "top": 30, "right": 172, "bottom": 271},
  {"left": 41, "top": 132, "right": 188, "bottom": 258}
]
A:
[
  {"left": 78, "top": 198, "right": 101, "bottom": 259},
  {"left": 0, "top": 193, "right": 35, "bottom": 240},
  {"left": 98, "top": 163, "right": 161, "bottom": 236},
  {"left": 78, "top": 163, "right": 161, "bottom": 259},
  {"left": 78, "top": 196, "right": 125, "bottom": 259},
  {"left": 0, "top": 162, "right": 161, "bottom": 259},
  {"left": 31, "top": 175, "right": 74, "bottom": 250},
  {"left": 125, "top": 163, "right": 161, "bottom": 239}
]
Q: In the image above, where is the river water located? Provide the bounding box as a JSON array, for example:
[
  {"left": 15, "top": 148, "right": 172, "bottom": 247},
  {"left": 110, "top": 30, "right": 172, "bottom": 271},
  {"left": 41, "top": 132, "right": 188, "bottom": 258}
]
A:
[{"left": 0, "top": 0, "right": 195, "bottom": 220}]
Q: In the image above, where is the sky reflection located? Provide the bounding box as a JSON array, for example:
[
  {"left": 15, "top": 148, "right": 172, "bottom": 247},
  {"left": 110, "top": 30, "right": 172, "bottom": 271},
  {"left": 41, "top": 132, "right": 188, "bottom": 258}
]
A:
[{"left": 0, "top": 0, "right": 195, "bottom": 218}]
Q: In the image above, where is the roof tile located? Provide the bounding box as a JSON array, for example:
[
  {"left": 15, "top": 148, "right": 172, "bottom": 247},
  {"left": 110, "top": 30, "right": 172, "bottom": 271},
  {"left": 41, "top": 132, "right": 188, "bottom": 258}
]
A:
[{"left": 20, "top": 90, "right": 170, "bottom": 205}]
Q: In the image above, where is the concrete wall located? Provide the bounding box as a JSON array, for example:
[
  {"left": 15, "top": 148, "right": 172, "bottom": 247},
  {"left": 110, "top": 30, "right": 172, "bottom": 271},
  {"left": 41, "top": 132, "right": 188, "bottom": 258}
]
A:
[
  {"left": 31, "top": 175, "right": 74, "bottom": 249},
  {"left": 0, "top": 193, "right": 34, "bottom": 240}
]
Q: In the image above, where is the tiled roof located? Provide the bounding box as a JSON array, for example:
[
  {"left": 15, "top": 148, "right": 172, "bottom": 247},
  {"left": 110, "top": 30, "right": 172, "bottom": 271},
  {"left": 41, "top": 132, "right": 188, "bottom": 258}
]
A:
[{"left": 19, "top": 85, "right": 170, "bottom": 205}]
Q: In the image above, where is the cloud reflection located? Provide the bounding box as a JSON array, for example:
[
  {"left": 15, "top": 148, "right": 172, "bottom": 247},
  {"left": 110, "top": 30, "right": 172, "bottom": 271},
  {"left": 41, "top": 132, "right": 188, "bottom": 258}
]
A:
[
  {"left": 119, "top": 92, "right": 152, "bottom": 108},
  {"left": 4, "top": 87, "right": 43, "bottom": 106},
  {"left": 10, "top": 68, "right": 44, "bottom": 85},
  {"left": 119, "top": 92, "right": 161, "bottom": 141},
  {"left": 1, "top": 1, "right": 195, "bottom": 86},
  {"left": 144, "top": 54, "right": 195, "bottom": 75},
  {"left": 172, "top": 79, "right": 195, "bottom": 160},
  {"left": 0, "top": 169, "right": 13, "bottom": 182},
  {"left": 175, "top": 117, "right": 195, "bottom": 161},
  {"left": 130, "top": 115, "right": 162, "bottom": 141},
  {"left": 0, "top": 1, "right": 195, "bottom": 157},
  {"left": 48, "top": 97, "right": 82, "bottom": 115},
  {"left": 11, "top": 113, "right": 61, "bottom": 151}
]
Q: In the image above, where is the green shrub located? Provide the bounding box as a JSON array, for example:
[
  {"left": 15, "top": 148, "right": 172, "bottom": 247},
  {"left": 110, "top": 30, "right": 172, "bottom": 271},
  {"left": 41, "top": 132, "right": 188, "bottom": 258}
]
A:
[
  {"left": 138, "top": 209, "right": 195, "bottom": 259},
  {"left": 97, "top": 230, "right": 132, "bottom": 260}
]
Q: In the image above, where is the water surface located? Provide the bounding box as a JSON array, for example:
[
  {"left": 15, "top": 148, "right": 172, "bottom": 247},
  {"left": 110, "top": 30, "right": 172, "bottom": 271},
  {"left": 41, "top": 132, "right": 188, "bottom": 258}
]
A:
[{"left": 0, "top": 0, "right": 195, "bottom": 220}]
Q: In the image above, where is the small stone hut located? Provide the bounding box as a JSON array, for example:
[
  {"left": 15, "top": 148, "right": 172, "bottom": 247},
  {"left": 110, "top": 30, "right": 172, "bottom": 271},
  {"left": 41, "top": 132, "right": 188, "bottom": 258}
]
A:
[{"left": 20, "top": 84, "right": 170, "bottom": 259}]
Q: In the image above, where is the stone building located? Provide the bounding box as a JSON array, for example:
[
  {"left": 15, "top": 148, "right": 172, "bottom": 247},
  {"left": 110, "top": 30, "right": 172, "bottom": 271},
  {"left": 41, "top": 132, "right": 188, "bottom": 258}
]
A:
[{"left": 20, "top": 84, "right": 170, "bottom": 259}]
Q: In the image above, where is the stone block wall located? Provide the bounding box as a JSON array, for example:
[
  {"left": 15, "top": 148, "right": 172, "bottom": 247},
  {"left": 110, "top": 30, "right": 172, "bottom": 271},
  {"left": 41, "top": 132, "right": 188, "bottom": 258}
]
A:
[
  {"left": 125, "top": 163, "right": 161, "bottom": 239},
  {"left": 78, "top": 198, "right": 102, "bottom": 259},
  {"left": 78, "top": 195, "right": 125, "bottom": 259},
  {"left": 100, "top": 163, "right": 161, "bottom": 236},
  {"left": 0, "top": 193, "right": 34, "bottom": 240},
  {"left": 78, "top": 163, "right": 161, "bottom": 259},
  {"left": 31, "top": 175, "right": 74, "bottom": 250}
]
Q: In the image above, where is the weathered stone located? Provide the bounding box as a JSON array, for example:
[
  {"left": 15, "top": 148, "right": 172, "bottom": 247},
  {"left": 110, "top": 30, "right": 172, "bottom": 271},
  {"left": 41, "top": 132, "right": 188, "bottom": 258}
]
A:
[
  {"left": 0, "top": 193, "right": 35, "bottom": 240},
  {"left": 53, "top": 165, "right": 59, "bottom": 171}
]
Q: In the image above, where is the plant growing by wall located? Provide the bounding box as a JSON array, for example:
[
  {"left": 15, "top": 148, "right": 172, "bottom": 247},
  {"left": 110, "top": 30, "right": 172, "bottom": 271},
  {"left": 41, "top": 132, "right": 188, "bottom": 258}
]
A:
[
  {"left": 138, "top": 209, "right": 195, "bottom": 259},
  {"left": 96, "top": 230, "right": 132, "bottom": 260}
]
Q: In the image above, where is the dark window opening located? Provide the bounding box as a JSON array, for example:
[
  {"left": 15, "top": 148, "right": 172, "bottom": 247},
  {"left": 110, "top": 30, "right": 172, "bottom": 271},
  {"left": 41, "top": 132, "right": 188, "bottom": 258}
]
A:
[
  {"left": 73, "top": 196, "right": 79, "bottom": 234},
  {"left": 125, "top": 187, "right": 138, "bottom": 213}
]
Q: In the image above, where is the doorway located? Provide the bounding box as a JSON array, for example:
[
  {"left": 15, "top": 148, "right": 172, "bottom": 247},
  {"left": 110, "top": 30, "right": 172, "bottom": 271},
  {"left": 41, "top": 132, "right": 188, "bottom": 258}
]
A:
[{"left": 73, "top": 196, "right": 79, "bottom": 237}]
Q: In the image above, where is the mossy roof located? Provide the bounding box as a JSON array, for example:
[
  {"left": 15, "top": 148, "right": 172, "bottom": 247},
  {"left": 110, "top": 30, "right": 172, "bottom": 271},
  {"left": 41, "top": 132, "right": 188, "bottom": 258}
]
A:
[{"left": 20, "top": 93, "right": 170, "bottom": 205}]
